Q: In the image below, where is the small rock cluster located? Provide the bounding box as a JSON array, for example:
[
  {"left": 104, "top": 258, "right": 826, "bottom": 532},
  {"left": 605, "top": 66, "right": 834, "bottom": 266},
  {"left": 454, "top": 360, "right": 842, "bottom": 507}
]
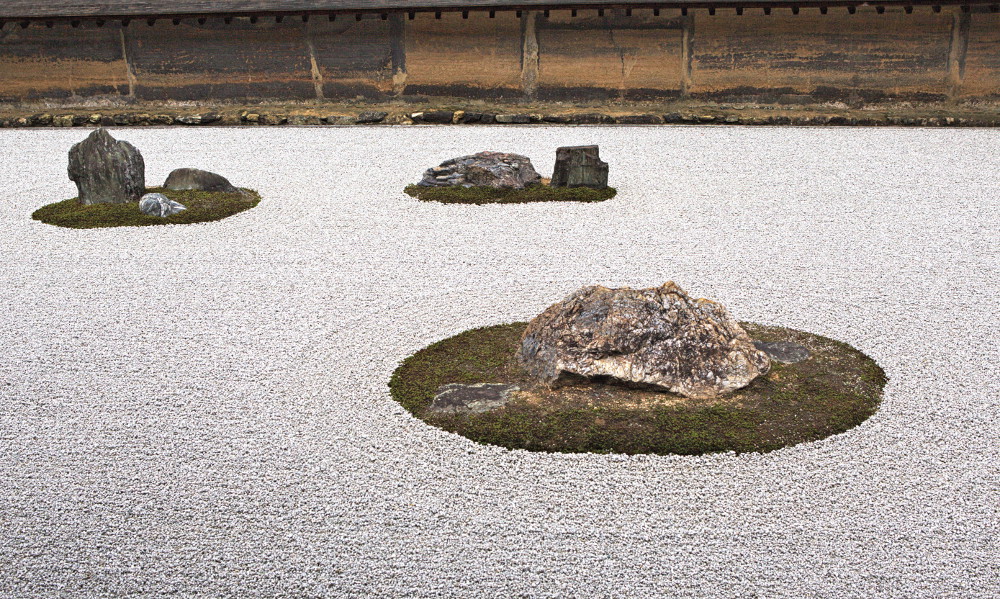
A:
[
  {"left": 417, "top": 151, "right": 541, "bottom": 189},
  {"left": 66, "top": 128, "right": 240, "bottom": 218}
]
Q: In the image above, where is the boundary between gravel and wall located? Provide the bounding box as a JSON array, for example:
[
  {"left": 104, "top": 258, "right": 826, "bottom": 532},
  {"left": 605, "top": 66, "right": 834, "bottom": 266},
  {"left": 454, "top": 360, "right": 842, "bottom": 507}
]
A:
[{"left": 4, "top": 108, "right": 1000, "bottom": 128}]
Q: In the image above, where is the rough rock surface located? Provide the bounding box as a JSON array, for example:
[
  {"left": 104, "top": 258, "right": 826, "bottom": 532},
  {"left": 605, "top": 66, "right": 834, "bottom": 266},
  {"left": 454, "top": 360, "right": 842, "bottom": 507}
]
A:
[
  {"left": 753, "top": 340, "right": 811, "bottom": 364},
  {"left": 518, "top": 282, "right": 770, "bottom": 399},
  {"left": 417, "top": 152, "right": 541, "bottom": 188},
  {"left": 67, "top": 128, "right": 145, "bottom": 205},
  {"left": 139, "top": 193, "right": 186, "bottom": 217},
  {"left": 551, "top": 145, "right": 609, "bottom": 188},
  {"left": 163, "top": 168, "right": 238, "bottom": 193},
  {"left": 428, "top": 383, "right": 519, "bottom": 414}
]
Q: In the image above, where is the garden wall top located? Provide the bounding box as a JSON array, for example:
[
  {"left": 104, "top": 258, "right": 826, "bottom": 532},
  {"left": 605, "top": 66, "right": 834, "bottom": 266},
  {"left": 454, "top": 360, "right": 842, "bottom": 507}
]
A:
[{"left": 2, "top": 0, "right": 995, "bottom": 20}]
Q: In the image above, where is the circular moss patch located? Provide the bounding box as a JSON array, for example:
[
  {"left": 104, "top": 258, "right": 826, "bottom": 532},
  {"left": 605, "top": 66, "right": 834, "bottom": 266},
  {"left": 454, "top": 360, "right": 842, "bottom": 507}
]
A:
[
  {"left": 32, "top": 187, "right": 260, "bottom": 229},
  {"left": 389, "top": 322, "right": 886, "bottom": 456},
  {"left": 404, "top": 183, "right": 616, "bottom": 205}
]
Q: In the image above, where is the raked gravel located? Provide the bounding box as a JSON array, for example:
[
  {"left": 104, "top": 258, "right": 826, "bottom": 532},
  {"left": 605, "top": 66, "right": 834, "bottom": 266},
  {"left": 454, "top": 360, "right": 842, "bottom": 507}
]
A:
[{"left": 0, "top": 126, "right": 997, "bottom": 598}]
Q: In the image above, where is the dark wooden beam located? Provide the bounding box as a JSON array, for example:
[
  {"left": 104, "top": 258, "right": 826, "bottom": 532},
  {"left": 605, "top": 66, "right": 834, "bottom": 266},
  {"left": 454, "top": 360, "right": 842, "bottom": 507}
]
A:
[{"left": 1, "top": 1, "right": 997, "bottom": 20}]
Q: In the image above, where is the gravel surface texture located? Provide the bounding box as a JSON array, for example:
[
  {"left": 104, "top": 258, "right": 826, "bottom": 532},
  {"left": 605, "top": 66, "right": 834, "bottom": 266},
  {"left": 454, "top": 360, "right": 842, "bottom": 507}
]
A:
[{"left": 0, "top": 126, "right": 997, "bottom": 598}]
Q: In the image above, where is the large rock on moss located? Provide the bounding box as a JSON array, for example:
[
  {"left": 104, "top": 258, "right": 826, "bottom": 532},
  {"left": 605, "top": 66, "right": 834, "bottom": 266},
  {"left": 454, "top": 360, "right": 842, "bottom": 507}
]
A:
[
  {"left": 418, "top": 151, "right": 541, "bottom": 189},
  {"left": 518, "top": 282, "right": 770, "bottom": 399},
  {"left": 163, "top": 168, "right": 238, "bottom": 193},
  {"left": 67, "top": 128, "right": 145, "bottom": 205}
]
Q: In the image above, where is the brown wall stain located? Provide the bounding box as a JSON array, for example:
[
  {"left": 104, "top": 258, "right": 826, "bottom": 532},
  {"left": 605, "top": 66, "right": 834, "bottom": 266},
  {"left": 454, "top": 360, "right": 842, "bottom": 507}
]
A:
[
  {"left": 405, "top": 12, "right": 521, "bottom": 94},
  {"left": 692, "top": 7, "right": 953, "bottom": 97},
  {"left": 961, "top": 12, "right": 1000, "bottom": 97},
  {"left": 538, "top": 9, "right": 683, "bottom": 96},
  {"left": 0, "top": 25, "right": 127, "bottom": 99}
]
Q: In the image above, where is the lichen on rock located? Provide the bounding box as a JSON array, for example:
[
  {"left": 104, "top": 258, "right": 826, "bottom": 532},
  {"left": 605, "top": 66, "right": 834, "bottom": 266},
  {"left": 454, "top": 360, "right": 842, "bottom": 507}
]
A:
[{"left": 518, "top": 282, "right": 770, "bottom": 399}]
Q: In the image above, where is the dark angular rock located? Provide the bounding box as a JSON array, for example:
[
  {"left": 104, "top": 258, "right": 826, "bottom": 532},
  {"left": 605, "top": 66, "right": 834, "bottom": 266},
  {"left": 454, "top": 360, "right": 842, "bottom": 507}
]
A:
[
  {"left": 99, "top": 115, "right": 115, "bottom": 127},
  {"left": 495, "top": 114, "right": 531, "bottom": 124},
  {"left": 428, "top": 383, "right": 519, "bottom": 414},
  {"left": 518, "top": 282, "right": 770, "bottom": 399},
  {"left": 551, "top": 145, "right": 608, "bottom": 189},
  {"left": 617, "top": 114, "right": 663, "bottom": 124},
  {"left": 663, "top": 112, "right": 683, "bottom": 123},
  {"left": 163, "top": 168, "right": 238, "bottom": 193},
  {"left": 412, "top": 111, "right": 454, "bottom": 124},
  {"left": 67, "top": 128, "right": 145, "bottom": 205},
  {"left": 570, "top": 113, "right": 615, "bottom": 124},
  {"left": 356, "top": 111, "right": 388, "bottom": 124},
  {"left": 753, "top": 341, "right": 811, "bottom": 364},
  {"left": 541, "top": 115, "right": 573, "bottom": 124},
  {"left": 176, "top": 113, "right": 221, "bottom": 125}
]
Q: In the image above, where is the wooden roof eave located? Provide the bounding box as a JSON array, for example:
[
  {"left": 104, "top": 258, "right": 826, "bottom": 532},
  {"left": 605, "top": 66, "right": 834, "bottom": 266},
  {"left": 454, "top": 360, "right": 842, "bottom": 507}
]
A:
[{"left": 0, "top": 0, "right": 994, "bottom": 21}]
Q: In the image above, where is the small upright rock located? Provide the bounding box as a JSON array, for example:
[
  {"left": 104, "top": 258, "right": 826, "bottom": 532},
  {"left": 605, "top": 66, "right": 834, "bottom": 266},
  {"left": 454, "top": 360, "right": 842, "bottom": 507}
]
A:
[
  {"left": 139, "top": 193, "right": 186, "bottom": 217},
  {"left": 551, "top": 145, "right": 608, "bottom": 188},
  {"left": 518, "top": 282, "right": 770, "bottom": 399},
  {"left": 163, "top": 168, "right": 238, "bottom": 193},
  {"left": 67, "top": 128, "right": 145, "bottom": 205}
]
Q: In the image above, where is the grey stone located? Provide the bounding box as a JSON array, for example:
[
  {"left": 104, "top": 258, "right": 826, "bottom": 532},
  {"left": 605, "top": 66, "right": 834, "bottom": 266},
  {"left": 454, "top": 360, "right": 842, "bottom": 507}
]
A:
[
  {"left": 411, "top": 111, "right": 454, "bottom": 124},
  {"left": 753, "top": 341, "right": 811, "bottom": 364},
  {"left": 417, "top": 151, "right": 541, "bottom": 189},
  {"left": 139, "top": 193, "right": 186, "bottom": 218},
  {"left": 617, "top": 114, "right": 663, "bottom": 125},
  {"left": 356, "top": 111, "right": 388, "bottom": 124},
  {"left": 569, "top": 113, "right": 615, "bottom": 124},
  {"left": 428, "top": 383, "right": 519, "bottom": 414},
  {"left": 67, "top": 128, "right": 145, "bottom": 205},
  {"left": 175, "top": 113, "right": 221, "bottom": 125},
  {"left": 494, "top": 114, "right": 531, "bottom": 124},
  {"left": 324, "top": 115, "right": 357, "bottom": 125},
  {"left": 518, "top": 282, "right": 770, "bottom": 399},
  {"left": 551, "top": 145, "right": 608, "bottom": 189},
  {"left": 163, "top": 168, "right": 238, "bottom": 193}
]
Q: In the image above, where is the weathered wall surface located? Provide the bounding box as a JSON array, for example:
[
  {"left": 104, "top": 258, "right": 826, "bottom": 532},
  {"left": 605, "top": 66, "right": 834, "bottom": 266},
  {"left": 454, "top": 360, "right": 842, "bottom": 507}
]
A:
[
  {"left": 691, "top": 7, "right": 954, "bottom": 100},
  {"left": 1, "top": 8, "right": 998, "bottom": 103}
]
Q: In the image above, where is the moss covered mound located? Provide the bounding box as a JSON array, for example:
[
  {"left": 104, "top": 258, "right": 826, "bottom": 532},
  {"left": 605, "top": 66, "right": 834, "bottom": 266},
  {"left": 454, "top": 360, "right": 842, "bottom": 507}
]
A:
[
  {"left": 389, "top": 322, "right": 886, "bottom": 456},
  {"left": 32, "top": 187, "right": 260, "bottom": 229},
  {"left": 404, "top": 184, "right": 616, "bottom": 205}
]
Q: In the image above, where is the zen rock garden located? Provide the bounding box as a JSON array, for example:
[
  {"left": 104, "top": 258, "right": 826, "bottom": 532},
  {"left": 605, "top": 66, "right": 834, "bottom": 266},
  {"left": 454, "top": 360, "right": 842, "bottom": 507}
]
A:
[
  {"left": 33, "top": 128, "right": 259, "bottom": 228},
  {"left": 32, "top": 128, "right": 884, "bottom": 456},
  {"left": 404, "top": 145, "right": 616, "bottom": 204}
]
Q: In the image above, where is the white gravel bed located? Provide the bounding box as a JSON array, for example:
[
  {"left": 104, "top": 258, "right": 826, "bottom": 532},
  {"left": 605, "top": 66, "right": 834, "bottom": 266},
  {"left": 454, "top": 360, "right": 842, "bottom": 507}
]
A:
[{"left": 0, "top": 126, "right": 997, "bottom": 598}]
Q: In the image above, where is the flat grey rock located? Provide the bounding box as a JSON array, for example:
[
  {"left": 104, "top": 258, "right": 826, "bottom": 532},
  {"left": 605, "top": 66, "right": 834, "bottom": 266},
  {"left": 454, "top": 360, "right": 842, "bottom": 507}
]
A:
[
  {"left": 163, "top": 168, "right": 238, "bottom": 193},
  {"left": 139, "top": 193, "right": 186, "bottom": 217},
  {"left": 753, "top": 340, "right": 811, "bottom": 364},
  {"left": 428, "top": 383, "right": 519, "bottom": 414}
]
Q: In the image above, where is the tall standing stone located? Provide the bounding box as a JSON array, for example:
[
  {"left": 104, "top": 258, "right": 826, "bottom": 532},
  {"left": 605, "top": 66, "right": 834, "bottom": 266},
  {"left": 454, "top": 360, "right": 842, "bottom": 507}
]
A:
[
  {"left": 551, "top": 145, "right": 608, "bottom": 188},
  {"left": 67, "top": 128, "right": 145, "bottom": 205}
]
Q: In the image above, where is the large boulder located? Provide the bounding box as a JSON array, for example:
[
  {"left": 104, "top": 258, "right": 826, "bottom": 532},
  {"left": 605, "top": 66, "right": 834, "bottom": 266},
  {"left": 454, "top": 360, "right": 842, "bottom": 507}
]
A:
[
  {"left": 551, "top": 145, "right": 609, "bottom": 188},
  {"left": 417, "top": 151, "right": 541, "bottom": 189},
  {"left": 518, "top": 282, "right": 770, "bottom": 399},
  {"left": 163, "top": 168, "right": 238, "bottom": 193},
  {"left": 139, "top": 193, "right": 186, "bottom": 218},
  {"left": 67, "top": 128, "right": 145, "bottom": 205}
]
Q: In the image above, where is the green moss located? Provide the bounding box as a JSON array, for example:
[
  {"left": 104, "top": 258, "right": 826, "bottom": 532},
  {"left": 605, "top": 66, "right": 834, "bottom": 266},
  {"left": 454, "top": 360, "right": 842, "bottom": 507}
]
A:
[
  {"left": 404, "top": 184, "right": 617, "bottom": 205},
  {"left": 388, "top": 321, "right": 886, "bottom": 456},
  {"left": 32, "top": 187, "right": 260, "bottom": 229}
]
